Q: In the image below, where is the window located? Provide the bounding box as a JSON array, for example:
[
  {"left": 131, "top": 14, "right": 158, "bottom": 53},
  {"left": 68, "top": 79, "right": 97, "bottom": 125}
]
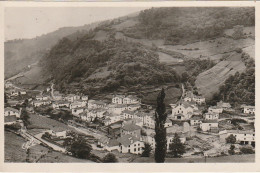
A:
[
  {"left": 134, "top": 144, "right": 136, "bottom": 147},
  {"left": 134, "top": 148, "right": 136, "bottom": 152},
  {"left": 128, "top": 145, "right": 130, "bottom": 147},
  {"left": 138, "top": 148, "right": 140, "bottom": 151},
  {"left": 244, "top": 134, "right": 246, "bottom": 136}
]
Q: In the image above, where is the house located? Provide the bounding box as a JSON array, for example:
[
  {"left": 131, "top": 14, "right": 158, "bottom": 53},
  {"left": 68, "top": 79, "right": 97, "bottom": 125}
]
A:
[
  {"left": 5, "top": 107, "right": 21, "bottom": 118},
  {"left": 208, "top": 106, "right": 223, "bottom": 114},
  {"left": 121, "top": 110, "right": 135, "bottom": 119},
  {"left": 79, "top": 111, "right": 90, "bottom": 122},
  {"left": 88, "top": 100, "right": 107, "bottom": 109},
  {"left": 52, "top": 100, "right": 70, "bottom": 109},
  {"left": 193, "top": 95, "right": 206, "bottom": 105},
  {"left": 81, "top": 95, "right": 88, "bottom": 101},
  {"left": 105, "top": 113, "right": 122, "bottom": 125},
  {"left": 121, "top": 123, "right": 142, "bottom": 139},
  {"left": 190, "top": 116, "right": 203, "bottom": 126},
  {"left": 127, "top": 104, "right": 141, "bottom": 111},
  {"left": 204, "top": 112, "right": 219, "bottom": 120},
  {"left": 98, "top": 136, "right": 109, "bottom": 147},
  {"left": 143, "top": 114, "right": 155, "bottom": 129},
  {"left": 4, "top": 115, "right": 17, "bottom": 125},
  {"left": 20, "top": 91, "right": 27, "bottom": 95},
  {"left": 70, "top": 101, "right": 85, "bottom": 109},
  {"left": 142, "top": 134, "right": 156, "bottom": 149},
  {"left": 107, "top": 123, "right": 122, "bottom": 138},
  {"left": 112, "top": 95, "right": 125, "bottom": 104},
  {"left": 52, "top": 130, "right": 68, "bottom": 138},
  {"left": 170, "top": 101, "right": 196, "bottom": 120},
  {"left": 123, "top": 95, "right": 141, "bottom": 104},
  {"left": 72, "top": 107, "right": 86, "bottom": 117},
  {"left": 109, "top": 104, "right": 128, "bottom": 114},
  {"left": 217, "top": 101, "right": 232, "bottom": 110},
  {"left": 219, "top": 130, "right": 255, "bottom": 146},
  {"left": 243, "top": 106, "right": 255, "bottom": 114},
  {"left": 36, "top": 95, "right": 49, "bottom": 101},
  {"left": 32, "top": 100, "right": 51, "bottom": 107},
  {"left": 117, "top": 134, "right": 144, "bottom": 154},
  {"left": 200, "top": 120, "right": 218, "bottom": 132},
  {"left": 165, "top": 119, "right": 173, "bottom": 127}
]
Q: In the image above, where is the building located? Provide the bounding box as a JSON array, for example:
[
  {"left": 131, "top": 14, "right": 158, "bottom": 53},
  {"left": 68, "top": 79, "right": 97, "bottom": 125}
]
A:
[
  {"left": 165, "top": 119, "right": 173, "bottom": 127},
  {"left": 243, "top": 106, "right": 255, "bottom": 114},
  {"left": 66, "top": 94, "right": 80, "bottom": 102},
  {"left": 105, "top": 113, "right": 122, "bottom": 125},
  {"left": 193, "top": 95, "right": 206, "bottom": 105},
  {"left": 112, "top": 95, "right": 125, "bottom": 104},
  {"left": 105, "top": 139, "right": 120, "bottom": 152},
  {"left": 72, "top": 107, "right": 86, "bottom": 117},
  {"left": 109, "top": 104, "right": 128, "bottom": 114},
  {"left": 219, "top": 130, "right": 255, "bottom": 146},
  {"left": 200, "top": 120, "right": 218, "bottom": 132},
  {"left": 32, "top": 100, "right": 51, "bottom": 107},
  {"left": 121, "top": 110, "right": 135, "bottom": 119},
  {"left": 143, "top": 114, "right": 155, "bottom": 129},
  {"left": 88, "top": 100, "right": 107, "bottom": 109},
  {"left": 52, "top": 101, "right": 70, "bottom": 109},
  {"left": 117, "top": 134, "right": 144, "bottom": 154},
  {"left": 36, "top": 95, "right": 49, "bottom": 101},
  {"left": 208, "top": 106, "right": 223, "bottom": 114},
  {"left": 53, "top": 91, "right": 63, "bottom": 100},
  {"left": 4, "top": 107, "right": 21, "bottom": 118},
  {"left": 121, "top": 123, "right": 141, "bottom": 139},
  {"left": 81, "top": 95, "right": 88, "bottom": 101},
  {"left": 170, "top": 101, "right": 196, "bottom": 120},
  {"left": 70, "top": 101, "right": 85, "bottom": 109},
  {"left": 107, "top": 123, "right": 122, "bottom": 138},
  {"left": 204, "top": 112, "right": 219, "bottom": 120},
  {"left": 127, "top": 104, "right": 141, "bottom": 111},
  {"left": 123, "top": 95, "right": 141, "bottom": 104},
  {"left": 166, "top": 133, "right": 186, "bottom": 150},
  {"left": 190, "top": 116, "right": 203, "bottom": 126}
]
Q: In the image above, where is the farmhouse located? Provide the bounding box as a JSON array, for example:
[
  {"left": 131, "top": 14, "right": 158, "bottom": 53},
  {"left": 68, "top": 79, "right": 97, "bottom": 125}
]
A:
[
  {"left": 208, "top": 106, "right": 223, "bottom": 114},
  {"left": 200, "top": 120, "right": 218, "bottom": 132},
  {"left": 243, "top": 105, "right": 255, "bottom": 114},
  {"left": 4, "top": 107, "right": 21, "bottom": 118},
  {"left": 117, "top": 134, "right": 144, "bottom": 154}
]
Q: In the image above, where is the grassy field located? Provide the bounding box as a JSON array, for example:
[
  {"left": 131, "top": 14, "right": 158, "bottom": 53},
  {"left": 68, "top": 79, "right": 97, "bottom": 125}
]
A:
[
  {"left": 5, "top": 131, "right": 27, "bottom": 162},
  {"left": 133, "top": 154, "right": 255, "bottom": 163}
]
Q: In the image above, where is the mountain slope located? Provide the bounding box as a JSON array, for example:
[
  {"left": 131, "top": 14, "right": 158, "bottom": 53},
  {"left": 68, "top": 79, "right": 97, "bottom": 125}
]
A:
[{"left": 195, "top": 52, "right": 246, "bottom": 99}]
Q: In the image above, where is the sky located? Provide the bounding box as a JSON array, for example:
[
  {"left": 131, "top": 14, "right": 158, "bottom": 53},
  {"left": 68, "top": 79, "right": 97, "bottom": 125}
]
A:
[{"left": 5, "top": 7, "right": 147, "bottom": 41}]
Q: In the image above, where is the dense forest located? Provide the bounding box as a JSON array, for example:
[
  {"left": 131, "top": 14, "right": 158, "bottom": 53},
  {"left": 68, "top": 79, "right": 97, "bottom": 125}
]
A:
[
  {"left": 123, "top": 7, "right": 255, "bottom": 45},
  {"left": 40, "top": 33, "right": 180, "bottom": 95},
  {"left": 209, "top": 52, "right": 255, "bottom": 106}
]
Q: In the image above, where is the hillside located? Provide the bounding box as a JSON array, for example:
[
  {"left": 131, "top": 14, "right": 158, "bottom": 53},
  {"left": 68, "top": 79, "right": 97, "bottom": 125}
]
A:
[
  {"left": 195, "top": 52, "right": 247, "bottom": 99},
  {"left": 5, "top": 22, "right": 100, "bottom": 79}
]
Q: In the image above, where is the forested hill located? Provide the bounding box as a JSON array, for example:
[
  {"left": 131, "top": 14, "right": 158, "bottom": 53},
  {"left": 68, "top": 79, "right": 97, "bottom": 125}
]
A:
[
  {"left": 123, "top": 7, "right": 254, "bottom": 45},
  {"left": 40, "top": 35, "right": 180, "bottom": 95}
]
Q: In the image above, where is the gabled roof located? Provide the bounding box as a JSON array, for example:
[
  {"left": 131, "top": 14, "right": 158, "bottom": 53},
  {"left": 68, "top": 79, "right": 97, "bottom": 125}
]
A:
[
  {"left": 122, "top": 110, "right": 135, "bottom": 115},
  {"left": 117, "top": 134, "right": 140, "bottom": 147},
  {"left": 107, "top": 139, "right": 120, "bottom": 147},
  {"left": 190, "top": 115, "right": 202, "bottom": 120},
  {"left": 5, "top": 115, "right": 17, "bottom": 123},
  {"left": 5, "top": 107, "right": 19, "bottom": 113},
  {"left": 202, "top": 120, "right": 218, "bottom": 123},
  {"left": 121, "top": 124, "right": 141, "bottom": 131}
]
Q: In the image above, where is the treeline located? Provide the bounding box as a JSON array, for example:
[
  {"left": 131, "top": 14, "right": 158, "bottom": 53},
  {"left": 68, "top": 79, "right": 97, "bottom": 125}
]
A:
[
  {"left": 210, "top": 53, "right": 255, "bottom": 106},
  {"left": 123, "top": 7, "right": 255, "bottom": 45}
]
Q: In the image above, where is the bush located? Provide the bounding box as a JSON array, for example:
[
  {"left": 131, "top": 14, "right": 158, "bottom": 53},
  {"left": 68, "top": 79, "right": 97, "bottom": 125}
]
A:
[
  {"left": 228, "top": 144, "right": 235, "bottom": 155},
  {"left": 142, "top": 143, "right": 152, "bottom": 157},
  {"left": 102, "top": 153, "right": 118, "bottom": 163},
  {"left": 240, "top": 147, "right": 254, "bottom": 154},
  {"left": 226, "top": 134, "right": 236, "bottom": 144}
]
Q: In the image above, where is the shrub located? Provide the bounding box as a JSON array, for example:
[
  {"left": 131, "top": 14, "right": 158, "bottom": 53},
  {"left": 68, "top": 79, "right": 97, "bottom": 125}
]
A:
[
  {"left": 226, "top": 134, "right": 236, "bottom": 144},
  {"left": 102, "top": 153, "right": 118, "bottom": 163},
  {"left": 240, "top": 147, "right": 254, "bottom": 154}
]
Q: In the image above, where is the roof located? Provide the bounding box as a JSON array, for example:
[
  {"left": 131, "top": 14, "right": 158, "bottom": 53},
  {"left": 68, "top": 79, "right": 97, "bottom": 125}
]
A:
[
  {"left": 128, "top": 104, "right": 140, "bottom": 107},
  {"left": 117, "top": 134, "right": 140, "bottom": 147},
  {"left": 174, "top": 113, "right": 185, "bottom": 117},
  {"left": 166, "top": 119, "right": 172, "bottom": 123},
  {"left": 122, "top": 110, "right": 135, "bottom": 115},
  {"left": 110, "top": 123, "right": 122, "bottom": 129},
  {"left": 227, "top": 130, "right": 255, "bottom": 134},
  {"left": 70, "top": 102, "right": 83, "bottom": 106},
  {"left": 54, "top": 100, "right": 70, "bottom": 104},
  {"left": 114, "top": 104, "right": 127, "bottom": 108},
  {"left": 209, "top": 106, "right": 222, "bottom": 109},
  {"left": 113, "top": 95, "right": 125, "bottom": 99},
  {"left": 5, "top": 115, "right": 17, "bottom": 123},
  {"left": 5, "top": 107, "right": 19, "bottom": 113},
  {"left": 125, "top": 95, "right": 139, "bottom": 100},
  {"left": 190, "top": 116, "right": 202, "bottom": 120},
  {"left": 217, "top": 101, "right": 231, "bottom": 108},
  {"left": 88, "top": 100, "right": 106, "bottom": 105},
  {"left": 121, "top": 124, "right": 141, "bottom": 131},
  {"left": 202, "top": 120, "right": 218, "bottom": 123},
  {"left": 99, "top": 136, "right": 109, "bottom": 143},
  {"left": 244, "top": 105, "right": 255, "bottom": 109},
  {"left": 107, "top": 139, "right": 120, "bottom": 147}
]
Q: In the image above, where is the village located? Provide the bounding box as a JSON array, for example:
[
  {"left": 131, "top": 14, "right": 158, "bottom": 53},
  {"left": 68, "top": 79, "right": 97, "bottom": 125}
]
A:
[{"left": 4, "top": 79, "right": 255, "bottom": 163}]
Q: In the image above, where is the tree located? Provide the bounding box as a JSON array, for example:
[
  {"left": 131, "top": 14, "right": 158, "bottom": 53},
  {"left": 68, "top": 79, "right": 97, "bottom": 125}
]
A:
[
  {"left": 169, "top": 133, "right": 186, "bottom": 158},
  {"left": 154, "top": 88, "right": 167, "bottom": 163},
  {"left": 64, "top": 133, "right": 92, "bottom": 159},
  {"left": 102, "top": 153, "right": 118, "bottom": 163},
  {"left": 228, "top": 144, "right": 235, "bottom": 155},
  {"left": 225, "top": 134, "right": 236, "bottom": 144},
  {"left": 142, "top": 143, "right": 152, "bottom": 157},
  {"left": 20, "top": 108, "right": 30, "bottom": 127}
]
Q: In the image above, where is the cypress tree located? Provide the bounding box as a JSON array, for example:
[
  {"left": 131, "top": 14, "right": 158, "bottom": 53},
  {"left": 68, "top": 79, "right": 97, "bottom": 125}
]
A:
[{"left": 154, "top": 88, "right": 167, "bottom": 163}]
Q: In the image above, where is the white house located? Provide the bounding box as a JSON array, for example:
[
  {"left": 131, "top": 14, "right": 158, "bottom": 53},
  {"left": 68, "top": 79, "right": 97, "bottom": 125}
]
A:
[
  {"left": 142, "top": 134, "right": 156, "bottom": 149},
  {"left": 165, "top": 119, "right": 173, "bottom": 127},
  {"left": 112, "top": 95, "right": 125, "bottom": 104},
  {"left": 109, "top": 104, "right": 128, "bottom": 114},
  {"left": 66, "top": 94, "right": 80, "bottom": 102},
  {"left": 143, "top": 114, "right": 155, "bottom": 129},
  {"left": 200, "top": 120, "right": 218, "bottom": 132},
  {"left": 127, "top": 104, "right": 141, "bottom": 111},
  {"left": 193, "top": 95, "right": 206, "bottom": 105},
  {"left": 117, "top": 134, "right": 144, "bottom": 154},
  {"left": 219, "top": 130, "right": 255, "bottom": 145},
  {"left": 52, "top": 130, "right": 68, "bottom": 139},
  {"left": 32, "top": 100, "right": 51, "bottom": 107},
  {"left": 53, "top": 91, "right": 63, "bottom": 100},
  {"left": 104, "top": 113, "right": 122, "bottom": 125},
  {"left": 52, "top": 101, "right": 70, "bottom": 109},
  {"left": 204, "top": 112, "right": 219, "bottom": 120},
  {"left": 190, "top": 116, "right": 202, "bottom": 126},
  {"left": 208, "top": 106, "right": 223, "bottom": 114},
  {"left": 5, "top": 107, "right": 21, "bottom": 118},
  {"left": 121, "top": 110, "right": 135, "bottom": 119},
  {"left": 36, "top": 95, "right": 49, "bottom": 101},
  {"left": 123, "top": 95, "right": 141, "bottom": 104},
  {"left": 70, "top": 101, "right": 86, "bottom": 109},
  {"left": 243, "top": 106, "right": 255, "bottom": 114},
  {"left": 88, "top": 100, "right": 107, "bottom": 109},
  {"left": 170, "top": 101, "right": 196, "bottom": 120}
]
